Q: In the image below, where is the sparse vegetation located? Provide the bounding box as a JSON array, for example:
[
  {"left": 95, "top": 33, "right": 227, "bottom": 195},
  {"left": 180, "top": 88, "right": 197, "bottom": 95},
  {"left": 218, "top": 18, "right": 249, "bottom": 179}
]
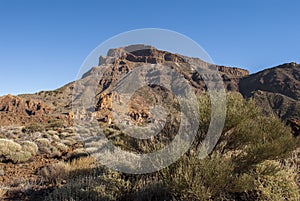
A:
[
  {"left": 22, "top": 123, "right": 44, "bottom": 133},
  {"left": 45, "top": 119, "right": 65, "bottom": 130},
  {"left": 39, "top": 93, "right": 299, "bottom": 201},
  {"left": 0, "top": 94, "right": 298, "bottom": 200},
  {"left": 20, "top": 140, "right": 38, "bottom": 156},
  {"left": 0, "top": 139, "right": 36, "bottom": 163}
]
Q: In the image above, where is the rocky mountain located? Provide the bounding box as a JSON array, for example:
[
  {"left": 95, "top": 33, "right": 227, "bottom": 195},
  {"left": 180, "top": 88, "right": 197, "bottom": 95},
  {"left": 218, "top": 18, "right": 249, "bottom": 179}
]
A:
[
  {"left": 239, "top": 62, "right": 300, "bottom": 99},
  {"left": 74, "top": 44, "right": 249, "bottom": 127},
  {"left": 238, "top": 62, "right": 300, "bottom": 136},
  {"left": 0, "top": 45, "right": 299, "bottom": 135}
]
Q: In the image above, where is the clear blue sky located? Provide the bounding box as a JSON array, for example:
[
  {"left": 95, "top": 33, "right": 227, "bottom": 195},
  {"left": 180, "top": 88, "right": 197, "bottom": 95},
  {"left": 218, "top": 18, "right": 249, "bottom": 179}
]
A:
[{"left": 1, "top": 0, "right": 300, "bottom": 95}]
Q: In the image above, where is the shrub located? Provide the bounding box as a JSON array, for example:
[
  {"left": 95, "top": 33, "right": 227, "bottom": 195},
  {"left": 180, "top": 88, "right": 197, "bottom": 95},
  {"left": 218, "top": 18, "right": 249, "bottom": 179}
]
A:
[
  {"left": 46, "top": 119, "right": 65, "bottom": 130},
  {"left": 39, "top": 162, "right": 68, "bottom": 185},
  {"left": 0, "top": 139, "right": 33, "bottom": 163},
  {"left": 41, "top": 92, "right": 299, "bottom": 200},
  {"left": 35, "top": 138, "right": 52, "bottom": 154},
  {"left": 21, "top": 123, "right": 44, "bottom": 133},
  {"left": 20, "top": 141, "right": 38, "bottom": 156},
  {"left": 254, "top": 160, "right": 299, "bottom": 201},
  {"left": 44, "top": 158, "right": 130, "bottom": 201},
  {"left": 54, "top": 142, "right": 69, "bottom": 153},
  {"left": 35, "top": 138, "right": 62, "bottom": 158}
]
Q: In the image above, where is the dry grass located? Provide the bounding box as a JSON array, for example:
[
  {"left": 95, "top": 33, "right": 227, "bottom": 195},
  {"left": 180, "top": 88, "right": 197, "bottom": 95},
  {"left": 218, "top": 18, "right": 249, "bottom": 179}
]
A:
[{"left": 0, "top": 185, "right": 9, "bottom": 199}]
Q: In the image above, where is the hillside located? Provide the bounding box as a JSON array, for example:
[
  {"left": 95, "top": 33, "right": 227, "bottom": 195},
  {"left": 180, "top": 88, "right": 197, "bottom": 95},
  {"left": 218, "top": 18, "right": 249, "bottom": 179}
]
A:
[
  {"left": 0, "top": 45, "right": 299, "bottom": 134},
  {"left": 0, "top": 45, "right": 299, "bottom": 201}
]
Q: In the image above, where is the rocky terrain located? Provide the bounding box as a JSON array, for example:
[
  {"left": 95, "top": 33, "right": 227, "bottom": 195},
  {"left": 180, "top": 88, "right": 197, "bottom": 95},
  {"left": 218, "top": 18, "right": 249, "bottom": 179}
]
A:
[
  {"left": 239, "top": 62, "right": 300, "bottom": 122},
  {"left": 1, "top": 45, "right": 299, "bottom": 133},
  {"left": 0, "top": 45, "right": 299, "bottom": 200}
]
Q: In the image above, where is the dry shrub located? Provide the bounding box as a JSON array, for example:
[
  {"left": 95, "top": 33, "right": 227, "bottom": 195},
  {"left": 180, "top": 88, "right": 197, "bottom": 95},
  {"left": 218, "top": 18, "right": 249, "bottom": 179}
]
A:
[{"left": 0, "top": 139, "right": 33, "bottom": 163}]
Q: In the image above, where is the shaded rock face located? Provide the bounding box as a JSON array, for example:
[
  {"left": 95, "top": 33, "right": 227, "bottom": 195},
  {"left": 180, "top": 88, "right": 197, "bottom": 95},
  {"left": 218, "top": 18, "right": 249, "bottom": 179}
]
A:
[
  {"left": 239, "top": 62, "right": 300, "bottom": 99},
  {"left": 238, "top": 63, "right": 300, "bottom": 120},
  {"left": 251, "top": 90, "right": 300, "bottom": 120},
  {"left": 238, "top": 62, "right": 300, "bottom": 134},
  {"left": 286, "top": 118, "right": 300, "bottom": 137}
]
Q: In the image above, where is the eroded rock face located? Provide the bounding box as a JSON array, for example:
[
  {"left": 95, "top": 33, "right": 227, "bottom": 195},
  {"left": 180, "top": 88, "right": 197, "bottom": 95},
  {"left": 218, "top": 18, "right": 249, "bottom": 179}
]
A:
[
  {"left": 237, "top": 62, "right": 300, "bottom": 134},
  {"left": 217, "top": 66, "right": 249, "bottom": 78},
  {"left": 251, "top": 90, "right": 300, "bottom": 120},
  {"left": 98, "top": 44, "right": 186, "bottom": 66},
  {"left": 78, "top": 45, "right": 250, "bottom": 125},
  {"left": 0, "top": 95, "right": 53, "bottom": 125},
  {"left": 238, "top": 63, "right": 300, "bottom": 120},
  {"left": 0, "top": 94, "right": 52, "bottom": 115}
]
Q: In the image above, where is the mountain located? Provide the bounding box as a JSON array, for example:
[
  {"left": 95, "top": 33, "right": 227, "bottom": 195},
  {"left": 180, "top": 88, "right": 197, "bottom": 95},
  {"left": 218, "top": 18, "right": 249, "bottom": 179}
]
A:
[
  {"left": 0, "top": 45, "right": 299, "bottom": 135},
  {"left": 77, "top": 44, "right": 249, "bottom": 126},
  {"left": 239, "top": 62, "right": 300, "bottom": 119},
  {"left": 239, "top": 62, "right": 300, "bottom": 136}
]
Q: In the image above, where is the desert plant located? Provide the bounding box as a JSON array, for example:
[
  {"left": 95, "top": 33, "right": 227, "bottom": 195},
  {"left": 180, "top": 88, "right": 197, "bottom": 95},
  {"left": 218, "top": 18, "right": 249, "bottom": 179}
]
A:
[
  {"left": 46, "top": 119, "right": 65, "bottom": 130},
  {"left": 41, "top": 92, "right": 299, "bottom": 201},
  {"left": 44, "top": 159, "right": 130, "bottom": 201},
  {"left": 35, "top": 138, "right": 63, "bottom": 158},
  {"left": 0, "top": 139, "right": 33, "bottom": 163},
  {"left": 21, "top": 123, "right": 44, "bottom": 133},
  {"left": 54, "top": 142, "right": 69, "bottom": 153},
  {"left": 20, "top": 140, "right": 38, "bottom": 156},
  {"left": 254, "top": 160, "right": 299, "bottom": 201},
  {"left": 39, "top": 162, "right": 68, "bottom": 185}
]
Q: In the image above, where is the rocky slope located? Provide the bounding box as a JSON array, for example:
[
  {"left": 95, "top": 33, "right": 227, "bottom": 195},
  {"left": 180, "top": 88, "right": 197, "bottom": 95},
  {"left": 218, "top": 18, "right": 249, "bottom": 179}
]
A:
[
  {"left": 238, "top": 62, "right": 300, "bottom": 136},
  {"left": 0, "top": 45, "right": 299, "bottom": 134},
  {"left": 239, "top": 62, "right": 300, "bottom": 100},
  {"left": 0, "top": 95, "right": 52, "bottom": 126},
  {"left": 0, "top": 45, "right": 299, "bottom": 200},
  {"left": 77, "top": 45, "right": 249, "bottom": 126}
]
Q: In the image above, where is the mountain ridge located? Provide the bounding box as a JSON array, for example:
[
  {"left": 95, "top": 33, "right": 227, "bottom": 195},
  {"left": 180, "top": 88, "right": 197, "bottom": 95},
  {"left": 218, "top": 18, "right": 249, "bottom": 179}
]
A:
[{"left": 0, "top": 45, "right": 299, "bottom": 135}]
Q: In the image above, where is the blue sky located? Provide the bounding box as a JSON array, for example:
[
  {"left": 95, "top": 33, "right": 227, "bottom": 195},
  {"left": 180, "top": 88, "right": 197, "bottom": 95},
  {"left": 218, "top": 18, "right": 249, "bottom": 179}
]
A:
[{"left": 1, "top": 0, "right": 300, "bottom": 95}]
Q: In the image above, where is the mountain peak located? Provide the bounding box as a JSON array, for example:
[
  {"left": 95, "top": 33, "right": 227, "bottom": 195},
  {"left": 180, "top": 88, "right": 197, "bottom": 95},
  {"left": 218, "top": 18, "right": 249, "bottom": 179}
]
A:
[{"left": 99, "top": 44, "right": 188, "bottom": 66}]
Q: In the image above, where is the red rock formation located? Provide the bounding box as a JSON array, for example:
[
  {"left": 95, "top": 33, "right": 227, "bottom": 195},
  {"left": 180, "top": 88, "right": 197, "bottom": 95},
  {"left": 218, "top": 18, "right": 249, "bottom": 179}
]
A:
[{"left": 0, "top": 95, "right": 53, "bottom": 126}]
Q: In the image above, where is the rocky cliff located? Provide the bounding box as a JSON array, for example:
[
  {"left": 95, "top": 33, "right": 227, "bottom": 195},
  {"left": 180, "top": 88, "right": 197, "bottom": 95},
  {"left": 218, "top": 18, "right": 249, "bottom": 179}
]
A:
[
  {"left": 79, "top": 45, "right": 249, "bottom": 125},
  {"left": 0, "top": 45, "right": 299, "bottom": 134}
]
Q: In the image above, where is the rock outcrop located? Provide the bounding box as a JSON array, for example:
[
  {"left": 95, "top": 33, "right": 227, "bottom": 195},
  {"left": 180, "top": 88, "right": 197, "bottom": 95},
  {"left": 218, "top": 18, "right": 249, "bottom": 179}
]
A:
[
  {"left": 238, "top": 63, "right": 300, "bottom": 120},
  {"left": 79, "top": 45, "right": 249, "bottom": 125},
  {"left": 0, "top": 95, "right": 53, "bottom": 126},
  {"left": 1, "top": 45, "right": 299, "bottom": 135},
  {"left": 0, "top": 94, "right": 51, "bottom": 115}
]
